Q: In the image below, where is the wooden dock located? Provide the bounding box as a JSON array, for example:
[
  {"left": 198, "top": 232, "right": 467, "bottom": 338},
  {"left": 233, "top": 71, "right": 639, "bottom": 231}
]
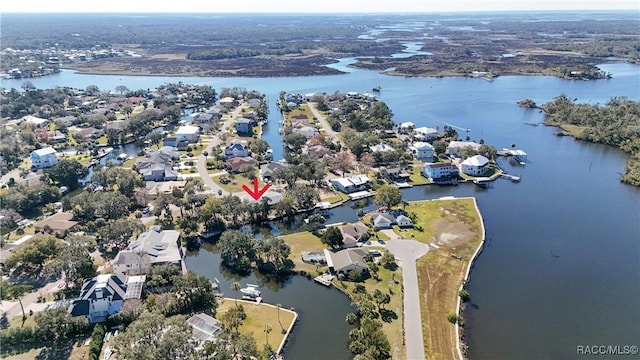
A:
[
  {"left": 500, "top": 173, "right": 521, "bottom": 182},
  {"left": 314, "top": 274, "right": 334, "bottom": 287}
]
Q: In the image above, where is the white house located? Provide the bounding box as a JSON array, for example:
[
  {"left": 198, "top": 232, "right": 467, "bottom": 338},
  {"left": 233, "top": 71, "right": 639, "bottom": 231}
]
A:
[
  {"left": 331, "top": 175, "right": 371, "bottom": 194},
  {"left": 413, "top": 126, "right": 438, "bottom": 141},
  {"left": 398, "top": 121, "right": 416, "bottom": 134},
  {"left": 21, "top": 115, "right": 49, "bottom": 128},
  {"left": 225, "top": 142, "right": 250, "bottom": 159},
  {"left": 175, "top": 125, "right": 200, "bottom": 143},
  {"left": 369, "top": 143, "right": 395, "bottom": 153},
  {"left": 69, "top": 274, "right": 127, "bottom": 323},
  {"left": 447, "top": 141, "right": 482, "bottom": 157},
  {"left": 461, "top": 155, "right": 490, "bottom": 176},
  {"left": 292, "top": 125, "right": 319, "bottom": 139},
  {"left": 422, "top": 162, "right": 459, "bottom": 179},
  {"left": 30, "top": 147, "right": 58, "bottom": 169},
  {"left": 112, "top": 227, "right": 184, "bottom": 276},
  {"left": 409, "top": 141, "right": 435, "bottom": 161}
]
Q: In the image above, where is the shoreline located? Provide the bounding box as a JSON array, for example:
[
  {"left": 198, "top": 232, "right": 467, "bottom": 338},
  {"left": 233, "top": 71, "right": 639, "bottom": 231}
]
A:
[{"left": 455, "top": 197, "right": 487, "bottom": 360}]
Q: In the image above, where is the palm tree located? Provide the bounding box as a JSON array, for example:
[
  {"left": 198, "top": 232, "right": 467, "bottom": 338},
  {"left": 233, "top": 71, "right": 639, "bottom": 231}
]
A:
[
  {"left": 401, "top": 200, "right": 409, "bottom": 210},
  {"left": 264, "top": 323, "right": 272, "bottom": 346},
  {"left": 231, "top": 282, "right": 241, "bottom": 306},
  {"left": 1, "top": 281, "right": 32, "bottom": 325},
  {"left": 276, "top": 303, "right": 284, "bottom": 334}
]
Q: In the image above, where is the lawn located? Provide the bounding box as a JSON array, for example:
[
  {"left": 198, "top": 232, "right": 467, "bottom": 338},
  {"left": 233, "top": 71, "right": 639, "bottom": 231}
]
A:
[
  {"left": 59, "top": 153, "right": 92, "bottom": 166},
  {"left": 96, "top": 135, "right": 108, "bottom": 145},
  {"left": 412, "top": 198, "right": 483, "bottom": 360},
  {"left": 123, "top": 156, "right": 139, "bottom": 168},
  {"left": 216, "top": 300, "right": 296, "bottom": 352},
  {"left": 323, "top": 190, "right": 350, "bottom": 204},
  {"left": 211, "top": 174, "right": 266, "bottom": 194},
  {"left": 409, "top": 163, "right": 430, "bottom": 185},
  {"left": 7, "top": 225, "right": 35, "bottom": 241},
  {"left": 279, "top": 231, "right": 327, "bottom": 274},
  {"left": 334, "top": 258, "right": 405, "bottom": 359}
]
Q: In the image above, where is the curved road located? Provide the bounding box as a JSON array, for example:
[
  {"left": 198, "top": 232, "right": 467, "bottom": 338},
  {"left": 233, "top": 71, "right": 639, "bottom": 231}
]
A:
[
  {"left": 385, "top": 238, "right": 430, "bottom": 360},
  {"left": 195, "top": 105, "right": 245, "bottom": 196}
]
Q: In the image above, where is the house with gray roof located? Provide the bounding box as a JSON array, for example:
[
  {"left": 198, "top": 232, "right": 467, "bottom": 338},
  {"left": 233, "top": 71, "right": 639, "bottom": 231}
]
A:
[
  {"left": 235, "top": 118, "right": 255, "bottom": 134},
  {"left": 326, "top": 248, "right": 369, "bottom": 275},
  {"left": 133, "top": 150, "right": 179, "bottom": 181},
  {"left": 112, "top": 227, "right": 184, "bottom": 276},
  {"left": 260, "top": 162, "right": 288, "bottom": 182},
  {"left": 225, "top": 142, "right": 250, "bottom": 159},
  {"left": 69, "top": 274, "right": 127, "bottom": 323},
  {"left": 371, "top": 212, "right": 396, "bottom": 229},
  {"left": 338, "top": 222, "right": 370, "bottom": 248}
]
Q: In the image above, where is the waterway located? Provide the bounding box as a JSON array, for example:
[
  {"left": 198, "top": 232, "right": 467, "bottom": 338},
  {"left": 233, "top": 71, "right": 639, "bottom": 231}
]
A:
[{"left": 2, "top": 62, "right": 639, "bottom": 359}]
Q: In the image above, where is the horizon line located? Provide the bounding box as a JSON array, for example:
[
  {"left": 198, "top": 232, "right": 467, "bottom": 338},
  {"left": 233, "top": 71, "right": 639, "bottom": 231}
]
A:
[{"left": 1, "top": 9, "right": 638, "bottom": 14}]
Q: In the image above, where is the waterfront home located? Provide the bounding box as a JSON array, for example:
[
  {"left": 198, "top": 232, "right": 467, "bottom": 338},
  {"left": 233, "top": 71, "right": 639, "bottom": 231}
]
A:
[
  {"left": 30, "top": 147, "right": 58, "bottom": 169},
  {"left": 422, "top": 162, "right": 459, "bottom": 180},
  {"left": 338, "top": 222, "right": 370, "bottom": 248},
  {"left": 227, "top": 156, "right": 257, "bottom": 173},
  {"left": 292, "top": 125, "right": 319, "bottom": 139},
  {"left": 369, "top": 143, "right": 395, "bottom": 153},
  {"left": 260, "top": 161, "right": 288, "bottom": 182},
  {"left": 371, "top": 212, "right": 396, "bottom": 229},
  {"left": 461, "top": 154, "right": 490, "bottom": 176},
  {"left": 188, "top": 313, "right": 224, "bottom": 347},
  {"left": 219, "top": 97, "right": 236, "bottom": 108},
  {"left": 396, "top": 215, "right": 414, "bottom": 227},
  {"left": 413, "top": 126, "right": 439, "bottom": 141},
  {"left": 247, "top": 98, "right": 262, "bottom": 109},
  {"left": 409, "top": 141, "right": 435, "bottom": 161},
  {"left": 225, "top": 141, "right": 250, "bottom": 159},
  {"left": 37, "top": 130, "right": 67, "bottom": 144},
  {"left": 69, "top": 274, "right": 127, "bottom": 323},
  {"left": 34, "top": 211, "right": 77, "bottom": 234},
  {"left": 235, "top": 118, "right": 255, "bottom": 134},
  {"left": 175, "top": 125, "right": 200, "bottom": 143},
  {"left": 326, "top": 248, "right": 369, "bottom": 275},
  {"left": 133, "top": 151, "right": 179, "bottom": 181},
  {"left": 71, "top": 127, "right": 104, "bottom": 140},
  {"left": 21, "top": 115, "right": 49, "bottom": 128},
  {"left": 380, "top": 166, "right": 411, "bottom": 182},
  {"left": 305, "top": 144, "right": 334, "bottom": 161},
  {"left": 447, "top": 141, "right": 482, "bottom": 157},
  {"left": 398, "top": 121, "right": 416, "bottom": 134},
  {"left": 112, "top": 227, "right": 184, "bottom": 276},
  {"left": 330, "top": 175, "right": 371, "bottom": 194}
]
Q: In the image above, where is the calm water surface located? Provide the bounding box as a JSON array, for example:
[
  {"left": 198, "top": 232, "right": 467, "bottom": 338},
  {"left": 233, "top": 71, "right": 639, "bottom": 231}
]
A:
[{"left": 2, "top": 62, "right": 639, "bottom": 359}]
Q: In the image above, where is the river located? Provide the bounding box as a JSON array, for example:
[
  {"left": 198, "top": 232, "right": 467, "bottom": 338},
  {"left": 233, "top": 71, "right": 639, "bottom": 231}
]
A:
[{"left": 2, "top": 61, "right": 639, "bottom": 359}]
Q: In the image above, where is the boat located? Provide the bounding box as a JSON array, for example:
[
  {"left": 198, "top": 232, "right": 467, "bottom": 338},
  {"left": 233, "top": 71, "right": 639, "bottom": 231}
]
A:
[
  {"left": 240, "top": 284, "right": 261, "bottom": 298},
  {"left": 116, "top": 153, "right": 128, "bottom": 161},
  {"left": 372, "top": 86, "right": 381, "bottom": 92},
  {"left": 88, "top": 159, "right": 99, "bottom": 167}
]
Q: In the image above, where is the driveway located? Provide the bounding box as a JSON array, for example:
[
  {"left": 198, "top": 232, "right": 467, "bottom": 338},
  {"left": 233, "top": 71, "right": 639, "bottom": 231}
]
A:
[
  {"left": 385, "top": 238, "right": 430, "bottom": 360},
  {"left": 307, "top": 102, "right": 344, "bottom": 147},
  {"left": 0, "top": 279, "right": 66, "bottom": 321},
  {"left": 196, "top": 105, "right": 245, "bottom": 195}
]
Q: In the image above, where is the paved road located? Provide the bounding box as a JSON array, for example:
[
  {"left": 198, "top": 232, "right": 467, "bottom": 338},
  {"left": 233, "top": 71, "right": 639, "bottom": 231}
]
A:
[
  {"left": 385, "top": 238, "right": 430, "bottom": 360},
  {"left": 307, "top": 102, "right": 344, "bottom": 147},
  {"left": 196, "top": 105, "right": 245, "bottom": 195},
  {"left": 1, "top": 279, "right": 66, "bottom": 321}
]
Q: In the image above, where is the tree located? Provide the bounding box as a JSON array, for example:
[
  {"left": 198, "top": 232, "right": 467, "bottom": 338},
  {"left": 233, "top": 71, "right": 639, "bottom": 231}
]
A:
[
  {"left": 373, "top": 184, "right": 402, "bottom": 208},
  {"left": 97, "top": 218, "right": 145, "bottom": 250},
  {"left": 372, "top": 289, "right": 391, "bottom": 312},
  {"left": 115, "top": 85, "right": 129, "bottom": 95},
  {"left": 283, "top": 133, "right": 307, "bottom": 154},
  {"left": 92, "top": 167, "right": 143, "bottom": 198},
  {"left": 0, "top": 280, "right": 32, "bottom": 323},
  {"left": 4, "top": 235, "right": 60, "bottom": 279},
  {"left": 220, "top": 304, "right": 247, "bottom": 335},
  {"left": 169, "top": 271, "right": 217, "bottom": 315},
  {"left": 44, "top": 235, "right": 96, "bottom": 287},
  {"left": 321, "top": 226, "right": 344, "bottom": 249},
  {"left": 43, "top": 159, "right": 88, "bottom": 190},
  {"left": 231, "top": 282, "right": 241, "bottom": 306},
  {"left": 85, "top": 85, "right": 100, "bottom": 95},
  {"left": 34, "top": 307, "right": 90, "bottom": 340},
  {"left": 121, "top": 103, "right": 134, "bottom": 118},
  {"left": 432, "top": 139, "right": 447, "bottom": 154},
  {"left": 250, "top": 139, "right": 271, "bottom": 161},
  {"left": 218, "top": 230, "right": 256, "bottom": 273},
  {"left": 359, "top": 153, "right": 375, "bottom": 174},
  {"left": 263, "top": 323, "right": 272, "bottom": 346},
  {"left": 332, "top": 150, "right": 356, "bottom": 176},
  {"left": 113, "top": 311, "right": 195, "bottom": 360}
]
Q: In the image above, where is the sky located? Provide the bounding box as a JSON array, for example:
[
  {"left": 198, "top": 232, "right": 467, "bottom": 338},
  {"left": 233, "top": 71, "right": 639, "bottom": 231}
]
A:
[{"left": 0, "top": 0, "right": 638, "bottom": 13}]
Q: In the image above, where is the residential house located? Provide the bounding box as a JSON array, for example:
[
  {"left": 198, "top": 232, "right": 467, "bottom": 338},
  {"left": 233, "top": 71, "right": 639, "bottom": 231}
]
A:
[
  {"left": 380, "top": 166, "right": 410, "bottom": 182},
  {"left": 396, "top": 215, "right": 414, "bottom": 227},
  {"left": 112, "top": 227, "right": 184, "bottom": 276},
  {"left": 260, "top": 162, "right": 288, "bottom": 182},
  {"left": 413, "top": 127, "right": 439, "bottom": 141},
  {"left": 369, "top": 143, "right": 394, "bottom": 153},
  {"left": 409, "top": 141, "right": 435, "bottom": 161},
  {"left": 447, "top": 141, "right": 482, "bottom": 157},
  {"left": 37, "top": 130, "right": 67, "bottom": 144},
  {"left": 461, "top": 155, "right": 490, "bottom": 176},
  {"left": 225, "top": 142, "right": 250, "bottom": 159},
  {"left": 398, "top": 121, "right": 416, "bottom": 134},
  {"left": 219, "top": 97, "right": 236, "bottom": 108},
  {"left": 34, "top": 212, "right": 77, "bottom": 234},
  {"left": 371, "top": 212, "right": 396, "bottom": 229},
  {"left": 338, "top": 222, "right": 370, "bottom": 248},
  {"left": 326, "top": 248, "right": 369, "bottom": 275},
  {"left": 292, "top": 126, "right": 318, "bottom": 139},
  {"left": 188, "top": 313, "right": 224, "bottom": 346},
  {"left": 330, "top": 175, "right": 371, "bottom": 194},
  {"left": 305, "top": 145, "right": 333, "bottom": 161},
  {"left": 175, "top": 125, "right": 200, "bottom": 143},
  {"left": 422, "top": 162, "right": 459, "bottom": 180},
  {"left": 235, "top": 118, "right": 255, "bottom": 134},
  {"left": 71, "top": 127, "right": 104, "bottom": 141},
  {"left": 247, "top": 98, "right": 261, "bottom": 109},
  {"left": 68, "top": 274, "right": 127, "bottom": 323},
  {"left": 133, "top": 150, "right": 179, "bottom": 181},
  {"left": 21, "top": 115, "right": 49, "bottom": 128},
  {"left": 227, "top": 157, "right": 257, "bottom": 173},
  {"left": 30, "top": 147, "right": 58, "bottom": 169}
]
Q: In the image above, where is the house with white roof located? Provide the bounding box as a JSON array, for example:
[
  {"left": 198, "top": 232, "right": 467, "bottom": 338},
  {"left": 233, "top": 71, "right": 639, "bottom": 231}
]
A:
[
  {"left": 112, "top": 227, "right": 184, "bottom": 276},
  {"left": 422, "top": 162, "right": 459, "bottom": 180},
  {"left": 409, "top": 141, "right": 435, "bottom": 161},
  {"left": 330, "top": 175, "right": 371, "bottom": 194},
  {"left": 447, "top": 141, "right": 482, "bottom": 157},
  {"left": 30, "top": 147, "right": 58, "bottom": 169},
  {"left": 398, "top": 121, "right": 416, "bottom": 134},
  {"left": 21, "top": 115, "right": 49, "bottom": 128},
  {"left": 461, "top": 155, "right": 490, "bottom": 176},
  {"left": 292, "top": 125, "right": 319, "bottom": 139},
  {"left": 413, "top": 127, "right": 439, "bottom": 141},
  {"left": 175, "top": 125, "right": 200, "bottom": 143},
  {"left": 69, "top": 274, "right": 127, "bottom": 323},
  {"left": 369, "top": 143, "right": 395, "bottom": 153}
]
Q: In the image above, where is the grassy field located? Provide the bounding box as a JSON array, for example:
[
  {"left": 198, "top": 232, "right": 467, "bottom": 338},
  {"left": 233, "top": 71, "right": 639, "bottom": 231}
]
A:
[
  {"left": 279, "top": 231, "right": 326, "bottom": 274},
  {"left": 409, "top": 162, "right": 430, "bottom": 185},
  {"left": 216, "top": 300, "right": 296, "bottom": 351},
  {"left": 123, "top": 156, "right": 139, "bottom": 168},
  {"left": 211, "top": 174, "right": 266, "bottom": 194},
  {"left": 59, "top": 153, "right": 92, "bottom": 166},
  {"left": 323, "top": 190, "right": 350, "bottom": 204},
  {"left": 409, "top": 198, "right": 483, "bottom": 360},
  {"left": 334, "top": 255, "right": 405, "bottom": 359}
]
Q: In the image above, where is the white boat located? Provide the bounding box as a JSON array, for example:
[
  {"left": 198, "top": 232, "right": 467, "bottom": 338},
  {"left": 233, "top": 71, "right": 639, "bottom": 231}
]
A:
[
  {"left": 240, "top": 285, "right": 261, "bottom": 298},
  {"left": 116, "top": 153, "right": 128, "bottom": 161}
]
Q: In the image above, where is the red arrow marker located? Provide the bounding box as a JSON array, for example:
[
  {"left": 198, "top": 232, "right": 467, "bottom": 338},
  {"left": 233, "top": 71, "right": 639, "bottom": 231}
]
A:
[{"left": 242, "top": 178, "right": 271, "bottom": 200}]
